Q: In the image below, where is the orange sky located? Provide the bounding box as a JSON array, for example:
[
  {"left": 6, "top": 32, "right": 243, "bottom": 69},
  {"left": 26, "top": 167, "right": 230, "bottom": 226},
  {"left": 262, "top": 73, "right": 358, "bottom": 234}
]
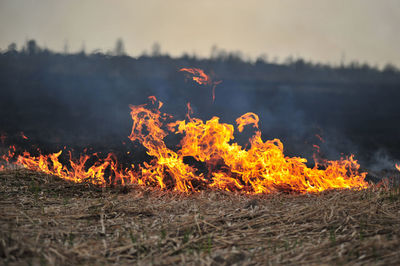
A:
[{"left": 0, "top": 0, "right": 399, "bottom": 67}]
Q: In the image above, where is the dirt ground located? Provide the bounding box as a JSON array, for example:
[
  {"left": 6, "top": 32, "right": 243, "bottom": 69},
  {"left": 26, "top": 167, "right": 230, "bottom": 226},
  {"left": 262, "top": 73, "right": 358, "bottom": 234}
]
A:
[{"left": 0, "top": 168, "right": 399, "bottom": 265}]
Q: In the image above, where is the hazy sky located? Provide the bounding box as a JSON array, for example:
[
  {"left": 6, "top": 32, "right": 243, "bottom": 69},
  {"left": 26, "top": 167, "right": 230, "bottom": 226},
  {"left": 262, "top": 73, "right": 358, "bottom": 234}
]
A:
[{"left": 0, "top": 0, "right": 399, "bottom": 67}]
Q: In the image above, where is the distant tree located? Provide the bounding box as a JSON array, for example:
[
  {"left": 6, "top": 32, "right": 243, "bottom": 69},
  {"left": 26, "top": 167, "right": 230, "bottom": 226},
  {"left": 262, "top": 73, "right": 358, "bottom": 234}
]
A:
[
  {"left": 256, "top": 53, "right": 268, "bottom": 65},
  {"left": 114, "top": 38, "right": 126, "bottom": 56},
  {"left": 26, "top": 40, "right": 40, "bottom": 55},
  {"left": 140, "top": 50, "right": 148, "bottom": 57},
  {"left": 294, "top": 58, "right": 306, "bottom": 71},
  {"left": 215, "top": 48, "right": 228, "bottom": 61},
  {"left": 79, "top": 42, "right": 86, "bottom": 56},
  {"left": 340, "top": 51, "right": 346, "bottom": 67},
  {"left": 7, "top": 43, "right": 17, "bottom": 52},
  {"left": 151, "top": 42, "right": 161, "bottom": 57},
  {"left": 284, "top": 55, "right": 294, "bottom": 65},
  {"left": 227, "top": 51, "right": 244, "bottom": 63},
  {"left": 63, "top": 40, "right": 69, "bottom": 54},
  {"left": 349, "top": 61, "right": 360, "bottom": 69},
  {"left": 383, "top": 63, "right": 398, "bottom": 74},
  {"left": 210, "top": 45, "right": 219, "bottom": 59}
]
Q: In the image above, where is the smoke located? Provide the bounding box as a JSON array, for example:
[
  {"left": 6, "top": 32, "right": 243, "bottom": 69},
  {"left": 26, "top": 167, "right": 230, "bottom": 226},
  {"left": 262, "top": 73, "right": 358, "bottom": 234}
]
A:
[{"left": 369, "top": 149, "right": 399, "bottom": 172}]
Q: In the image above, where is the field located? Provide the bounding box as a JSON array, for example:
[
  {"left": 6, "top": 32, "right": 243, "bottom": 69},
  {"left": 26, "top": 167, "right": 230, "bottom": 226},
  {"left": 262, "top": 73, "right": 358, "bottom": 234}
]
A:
[{"left": 1, "top": 169, "right": 399, "bottom": 265}]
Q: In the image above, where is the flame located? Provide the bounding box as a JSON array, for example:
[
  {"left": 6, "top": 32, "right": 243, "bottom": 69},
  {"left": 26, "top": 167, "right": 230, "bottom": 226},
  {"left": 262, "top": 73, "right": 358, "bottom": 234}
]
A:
[
  {"left": 127, "top": 100, "right": 203, "bottom": 192},
  {"left": 1, "top": 145, "right": 15, "bottom": 163},
  {"left": 396, "top": 164, "right": 400, "bottom": 172},
  {"left": 179, "top": 68, "right": 221, "bottom": 102},
  {"left": 20, "top": 132, "right": 28, "bottom": 140},
  {"left": 186, "top": 102, "right": 194, "bottom": 120},
  {"left": 132, "top": 100, "right": 368, "bottom": 193},
  {"left": 0, "top": 96, "right": 368, "bottom": 193},
  {"left": 14, "top": 150, "right": 137, "bottom": 186},
  {"left": 169, "top": 109, "right": 367, "bottom": 193},
  {"left": 179, "top": 68, "right": 211, "bottom": 85},
  {"left": 315, "top": 134, "right": 325, "bottom": 143},
  {"left": 0, "top": 145, "right": 16, "bottom": 170},
  {"left": 0, "top": 133, "right": 6, "bottom": 144},
  {"left": 236, "top": 112, "right": 259, "bottom": 132}
]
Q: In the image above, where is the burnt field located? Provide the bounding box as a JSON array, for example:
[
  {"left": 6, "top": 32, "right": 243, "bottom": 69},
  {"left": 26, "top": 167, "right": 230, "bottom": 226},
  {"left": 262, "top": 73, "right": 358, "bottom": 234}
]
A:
[{"left": 1, "top": 168, "right": 400, "bottom": 265}]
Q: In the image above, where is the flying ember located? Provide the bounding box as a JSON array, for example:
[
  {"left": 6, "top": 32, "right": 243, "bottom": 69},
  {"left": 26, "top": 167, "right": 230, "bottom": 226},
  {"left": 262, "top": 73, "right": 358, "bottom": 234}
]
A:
[{"left": 179, "top": 68, "right": 221, "bottom": 102}]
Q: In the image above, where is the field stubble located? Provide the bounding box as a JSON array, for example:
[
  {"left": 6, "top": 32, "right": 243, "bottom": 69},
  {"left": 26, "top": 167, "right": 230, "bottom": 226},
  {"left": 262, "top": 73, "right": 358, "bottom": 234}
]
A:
[{"left": 0, "top": 169, "right": 399, "bottom": 265}]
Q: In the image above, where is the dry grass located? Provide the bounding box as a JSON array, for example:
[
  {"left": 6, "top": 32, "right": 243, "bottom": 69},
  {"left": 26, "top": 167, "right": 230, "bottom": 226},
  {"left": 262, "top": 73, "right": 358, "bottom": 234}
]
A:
[{"left": 0, "top": 169, "right": 399, "bottom": 265}]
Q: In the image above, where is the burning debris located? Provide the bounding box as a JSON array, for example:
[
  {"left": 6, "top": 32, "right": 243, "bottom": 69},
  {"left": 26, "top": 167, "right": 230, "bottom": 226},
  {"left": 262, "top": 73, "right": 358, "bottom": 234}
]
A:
[
  {"left": 20, "top": 132, "right": 29, "bottom": 140},
  {"left": 179, "top": 68, "right": 221, "bottom": 102},
  {"left": 0, "top": 86, "right": 368, "bottom": 193}
]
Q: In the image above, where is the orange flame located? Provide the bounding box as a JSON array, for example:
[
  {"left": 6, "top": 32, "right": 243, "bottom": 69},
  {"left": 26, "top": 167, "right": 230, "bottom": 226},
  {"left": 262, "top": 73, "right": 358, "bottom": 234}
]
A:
[
  {"left": 0, "top": 145, "right": 16, "bottom": 170},
  {"left": 0, "top": 133, "right": 6, "bottom": 144},
  {"left": 179, "top": 68, "right": 211, "bottom": 85},
  {"left": 20, "top": 132, "right": 28, "bottom": 140},
  {"left": 396, "top": 164, "right": 400, "bottom": 172},
  {"left": 138, "top": 100, "right": 368, "bottom": 193},
  {"left": 15, "top": 150, "right": 136, "bottom": 186},
  {"left": 236, "top": 112, "right": 259, "bottom": 132},
  {"left": 315, "top": 134, "right": 325, "bottom": 143},
  {"left": 179, "top": 68, "right": 221, "bottom": 102},
  {"left": 1, "top": 96, "right": 369, "bottom": 193},
  {"left": 186, "top": 102, "right": 194, "bottom": 120},
  {"left": 1, "top": 97, "right": 368, "bottom": 194}
]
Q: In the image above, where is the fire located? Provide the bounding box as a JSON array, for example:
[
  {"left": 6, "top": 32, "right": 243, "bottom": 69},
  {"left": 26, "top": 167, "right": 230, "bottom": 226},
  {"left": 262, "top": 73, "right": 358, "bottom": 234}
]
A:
[
  {"left": 179, "top": 68, "right": 211, "bottom": 86},
  {"left": 14, "top": 151, "right": 136, "bottom": 186},
  {"left": 0, "top": 133, "right": 6, "bottom": 144},
  {"left": 0, "top": 145, "right": 16, "bottom": 171},
  {"left": 315, "top": 134, "right": 325, "bottom": 143},
  {"left": 179, "top": 68, "right": 221, "bottom": 102},
  {"left": 20, "top": 132, "right": 28, "bottom": 140},
  {"left": 236, "top": 112, "right": 259, "bottom": 132},
  {"left": 396, "top": 164, "right": 400, "bottom": 172},
  {"left": 0, "top": 66, "right": 370, "bottom": 194},
  {"left": 186, "top": 102, "right": 193, "bottom": 120},
  {"left": 167, "top": 108, "right": 367, "bottom": 193},
  {"left": 1, "top": 95, "right": 368, "bottom": 194}
]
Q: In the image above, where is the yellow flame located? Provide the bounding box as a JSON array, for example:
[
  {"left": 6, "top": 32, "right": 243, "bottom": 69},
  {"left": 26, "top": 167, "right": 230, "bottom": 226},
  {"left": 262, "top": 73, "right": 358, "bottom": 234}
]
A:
[{"left": 2, "top": 98, "right": 368, "bottom": 194}]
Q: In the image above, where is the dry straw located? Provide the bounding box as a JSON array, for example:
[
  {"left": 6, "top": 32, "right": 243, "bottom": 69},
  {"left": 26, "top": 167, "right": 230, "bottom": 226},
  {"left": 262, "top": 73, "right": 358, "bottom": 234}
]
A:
[{"left": 0, "top": 169, "right": 399, "bottom": 265}]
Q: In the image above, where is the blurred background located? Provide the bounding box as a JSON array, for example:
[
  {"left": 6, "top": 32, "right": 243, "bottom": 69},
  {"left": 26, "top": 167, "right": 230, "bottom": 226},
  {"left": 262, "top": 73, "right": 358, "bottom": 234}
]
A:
[{"left": 0, "top": 0, "right": 399, "bottom": 170}]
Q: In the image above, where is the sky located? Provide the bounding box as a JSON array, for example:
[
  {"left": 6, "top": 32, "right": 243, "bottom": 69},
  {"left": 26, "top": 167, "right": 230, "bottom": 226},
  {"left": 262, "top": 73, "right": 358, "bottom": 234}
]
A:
[{"left": 0, "top": 0, "right": 399, "bottom": 67}]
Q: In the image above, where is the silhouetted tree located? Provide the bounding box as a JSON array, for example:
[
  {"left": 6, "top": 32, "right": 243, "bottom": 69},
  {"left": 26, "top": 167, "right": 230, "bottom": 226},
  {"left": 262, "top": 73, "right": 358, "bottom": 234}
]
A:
[
  {"left": 26, "top": 40, "right": 39, "bottom": 55},
  {"left": 114, "top": 38, "right": 126, "bottom": 56},
  {"left": 210, "top": 45, "right": 219, "bottom": 59},
  {"left": 284, "top": 55, "right": 294, "bottom": 65},
  {"left": 79, "top": 42, "right": 86, "bottom": 56},
  {"left": 151, "top": 42, "right": 161, "bottom": 57},
  {"left": 294, "top": 59, "right": 306, "bottom": 71},
  {"left": 7, "top": 43, "right": 17, "bottom": 52},
  {"left": 226, "top": 51, "right": 244, "bottom": 63},
  {"left": 383, "top": 63, "right": 398, "bottom": 74},
  {"left": 256, "top": 53, "right": 268, "bottom": 65},
  {"left": 63, "top": 40, "right": 69, "bottom": 54}
]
